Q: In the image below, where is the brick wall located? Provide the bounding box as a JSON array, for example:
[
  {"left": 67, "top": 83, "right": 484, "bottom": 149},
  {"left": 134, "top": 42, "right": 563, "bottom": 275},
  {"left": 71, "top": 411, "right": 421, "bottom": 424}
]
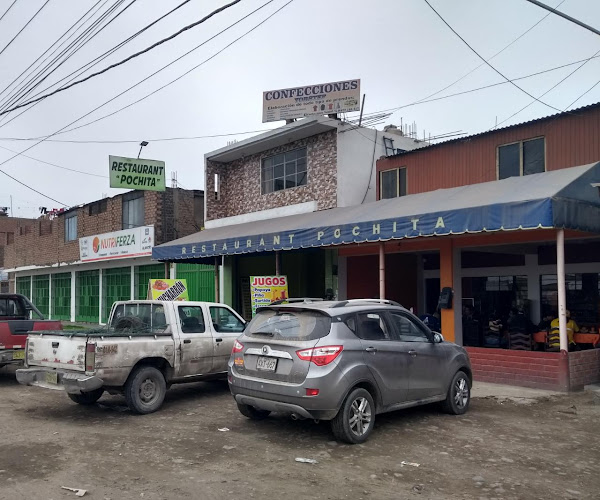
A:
[
  {"left": 466, "top": 347, "right": 569, "bottom": 391},
  {"left": 205, "top": 130, "right": 337, "bottom": 221},
  {"left": 569, "top": 350, "right": 600, "bottom": 390},
  {"left": 0, "top": 217, "right": 36, "bottom": 267},
  {"left": 3, "top": 188, "right": 203, "bottom": 269}
]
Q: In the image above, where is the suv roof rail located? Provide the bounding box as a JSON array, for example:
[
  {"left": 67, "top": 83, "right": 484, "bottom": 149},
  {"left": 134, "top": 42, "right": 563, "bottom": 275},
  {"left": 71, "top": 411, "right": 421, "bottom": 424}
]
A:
[
  {"left": 332, "top": 298, "right": 403, "bottom": 308},
  {"left": 269, "top": 298, "right": 324, "bottom": 306}
]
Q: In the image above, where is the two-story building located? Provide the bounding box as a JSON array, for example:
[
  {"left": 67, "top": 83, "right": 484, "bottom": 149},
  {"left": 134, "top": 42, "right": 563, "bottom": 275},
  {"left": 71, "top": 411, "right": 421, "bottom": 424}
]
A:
[
  {"left": 4, "top": 188, "right": 212, "bottom": 323},
  {"left": 153, "top": 115, "right": 427, "bottom": 318},
  {"left": 0, "top": 211, "right": 37, "bottom": 292}
]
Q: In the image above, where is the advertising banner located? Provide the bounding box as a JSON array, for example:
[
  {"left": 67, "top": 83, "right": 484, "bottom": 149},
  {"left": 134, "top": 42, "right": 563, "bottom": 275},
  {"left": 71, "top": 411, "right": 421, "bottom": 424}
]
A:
[
  {"left": 79, "top": 226, "right": 154, "bottom": 262},
  {"left": 250, "top": 275, "right": 288, "bottom": 316},
  {"left": 109, "top": 155, "right": 166, "bottom": 192},
  {"left": 148, "top": 279, "right": 189, "bottom": 301},
  {"left": 262, "top": 79, "right": 360, "bottom": 123}
]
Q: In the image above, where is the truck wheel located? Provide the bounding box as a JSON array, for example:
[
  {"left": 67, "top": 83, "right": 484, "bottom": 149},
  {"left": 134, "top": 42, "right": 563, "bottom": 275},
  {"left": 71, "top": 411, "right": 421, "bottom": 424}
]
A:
[
  {"left": 67, "top": 388, "right": 104, "bottom": 405},
  {"left": 237, "top": 403, "right": 271, "bottom": 420},
  {"left": 331, "top": 388, "right": 375, "bottom": 444},
  {"left": 125, "top": 366, "right": 166, "bottom": 414}
]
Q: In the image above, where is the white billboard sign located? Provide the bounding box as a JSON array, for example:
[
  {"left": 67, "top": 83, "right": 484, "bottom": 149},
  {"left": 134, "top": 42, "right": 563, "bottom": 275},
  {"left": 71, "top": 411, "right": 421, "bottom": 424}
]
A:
[
  {"left": 262, "top": 79, "right": 360, "bottom": 123},
  {"left": 79, "top": 226, "right": 154, "bottom": 263}
]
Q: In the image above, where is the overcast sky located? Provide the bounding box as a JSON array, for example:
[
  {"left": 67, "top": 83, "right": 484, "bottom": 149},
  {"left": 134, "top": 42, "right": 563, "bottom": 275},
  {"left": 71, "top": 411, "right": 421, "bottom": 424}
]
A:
[{"left": 0, "top": 0, "right": 598, "bottom": 218}]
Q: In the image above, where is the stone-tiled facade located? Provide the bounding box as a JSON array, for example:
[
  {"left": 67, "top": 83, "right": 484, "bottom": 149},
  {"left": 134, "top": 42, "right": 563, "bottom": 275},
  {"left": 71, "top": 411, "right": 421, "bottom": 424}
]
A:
[
  {"left": 4, "top": 188, "right": 203, "bottom": 270},
  {"left": 206, "top": 130, "right": 337, "bottom": 221}
]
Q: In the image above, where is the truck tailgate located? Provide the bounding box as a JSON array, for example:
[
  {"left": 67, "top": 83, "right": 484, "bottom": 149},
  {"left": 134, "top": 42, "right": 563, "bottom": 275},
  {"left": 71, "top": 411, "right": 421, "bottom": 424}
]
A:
[{"left": 28, "top": 334, "right": 87, "bottom": 371}]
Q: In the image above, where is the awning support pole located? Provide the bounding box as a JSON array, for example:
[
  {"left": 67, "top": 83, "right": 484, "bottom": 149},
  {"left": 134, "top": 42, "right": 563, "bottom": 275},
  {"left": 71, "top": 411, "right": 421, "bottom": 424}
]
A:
[
  {"left": 379, "top": 242, "right": 385, "bottom": 300},
  {"left": 214, "top": 257, "right": 220, "bottom": 303},
  {"left": 557, "top": 228, "right": 568, "bottom": 352},
  {"left": 275, "top": 251, "right": 281, "bottom": 276}
]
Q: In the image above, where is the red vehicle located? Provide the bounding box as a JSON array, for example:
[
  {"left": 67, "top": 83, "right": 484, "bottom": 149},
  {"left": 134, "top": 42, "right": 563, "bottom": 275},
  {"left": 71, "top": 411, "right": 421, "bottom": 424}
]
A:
[{"left": 0, "top": 294, "right": 62, "bottom": 368}]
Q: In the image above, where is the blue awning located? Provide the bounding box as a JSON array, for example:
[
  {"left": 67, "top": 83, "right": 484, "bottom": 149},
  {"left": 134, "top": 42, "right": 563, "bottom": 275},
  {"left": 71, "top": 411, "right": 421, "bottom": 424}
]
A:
[{"left": 153, "top": 162, "right": 600, "bottom": 262}]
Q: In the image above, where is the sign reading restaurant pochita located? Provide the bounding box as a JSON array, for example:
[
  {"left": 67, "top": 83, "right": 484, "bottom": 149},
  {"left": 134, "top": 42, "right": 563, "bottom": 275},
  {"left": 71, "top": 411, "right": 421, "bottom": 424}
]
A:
[
  {"left": 109, "top": 155, "right": 166, "bottom": 192},
  {"left": 80, "top": 226, "right": 154, "bottom": 262}
]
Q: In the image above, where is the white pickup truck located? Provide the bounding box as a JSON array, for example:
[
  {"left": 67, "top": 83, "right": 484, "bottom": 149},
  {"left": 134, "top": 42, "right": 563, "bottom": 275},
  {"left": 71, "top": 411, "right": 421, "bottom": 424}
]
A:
[{"left": 16, "top": 300, "right": 246, "bottom": 414}]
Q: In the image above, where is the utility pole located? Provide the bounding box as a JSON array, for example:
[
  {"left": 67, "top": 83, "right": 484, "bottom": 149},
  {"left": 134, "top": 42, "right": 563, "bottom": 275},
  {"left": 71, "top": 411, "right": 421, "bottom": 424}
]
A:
[{"left": 524, "top": 0, "right": 600, "bottom": 37}]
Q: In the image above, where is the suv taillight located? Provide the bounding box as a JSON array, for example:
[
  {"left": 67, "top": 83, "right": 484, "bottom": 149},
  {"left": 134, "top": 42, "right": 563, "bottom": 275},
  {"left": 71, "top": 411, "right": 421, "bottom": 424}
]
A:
[
  {"left": 85, "top": 343, "right": 96, "bottom": 371},
  {"left": 232, "top": 340, "right": 244, "bottom": 354},
  {"left": 296, "top": 345, "right": 343, "bottom": 366}
]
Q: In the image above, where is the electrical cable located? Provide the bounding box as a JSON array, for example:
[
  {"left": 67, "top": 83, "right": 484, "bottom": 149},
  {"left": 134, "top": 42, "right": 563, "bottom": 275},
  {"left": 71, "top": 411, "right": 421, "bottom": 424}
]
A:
[
  {"left": 0, "top": 0, "right": 18, "bottom": 25},
  {"left": 0, "top": 0, "right": 50, "bottom": 58},
  {"left": 0, "top": 0, "right": 193, "bottom": 130},
  {"left": 422, "top": 0, "right": 562, "bottom": 113},
  {"left": 0, "top": 0, "right": 289, "bottom": 204},
  {"left": 0, "top": 0, "right": 131, "bottom": 113},
  {"left": 0, "top": 0, "right": 244, "bottom": 117},
  {"left": 413, "top": 0, "right": 566, "bottom": 105}
]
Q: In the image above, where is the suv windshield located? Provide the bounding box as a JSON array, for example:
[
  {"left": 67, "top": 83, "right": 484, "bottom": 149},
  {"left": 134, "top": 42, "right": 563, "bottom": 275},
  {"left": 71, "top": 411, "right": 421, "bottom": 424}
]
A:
[
  {"left": 247, "top": 309, "right": 331, "bottom": 341},
  {"left": 108, "top": 303, "right": 170, "bottom": 334}
]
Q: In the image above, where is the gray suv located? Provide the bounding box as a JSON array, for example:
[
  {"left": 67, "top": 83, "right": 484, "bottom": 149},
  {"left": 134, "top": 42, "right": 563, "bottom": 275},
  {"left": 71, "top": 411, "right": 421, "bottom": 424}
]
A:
[{"left": 228, "top": 299, "right": 472, "bottom": 444}]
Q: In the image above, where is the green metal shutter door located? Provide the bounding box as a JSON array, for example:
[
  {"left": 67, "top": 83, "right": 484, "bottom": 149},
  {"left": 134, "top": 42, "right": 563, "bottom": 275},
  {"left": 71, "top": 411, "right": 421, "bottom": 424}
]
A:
[
  {"left": 176, "top": 264, "right": 215, "bottom": 302},
  {"left": 76, "top": 270, "right": 100, "bottom": 323},
  {"left": 134, "top": 264, "right": 165, "bottom": 299},
  {"left": 102, "top": 268, "right": 131, "bottom": 323},
  {"left": 52, "top": 273, "right": 71, "bottom": 321},
  {"left": 32, "top": 275, "right": 50, "bottom": 316},
  {"left": 16, "top": 276, "right": 31, "bottom": 298}
]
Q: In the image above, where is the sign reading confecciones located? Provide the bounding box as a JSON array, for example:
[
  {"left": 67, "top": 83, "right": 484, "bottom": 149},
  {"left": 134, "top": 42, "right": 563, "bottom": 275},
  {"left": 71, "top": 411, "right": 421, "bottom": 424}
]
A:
[
  {"left": 80, "top": 226, "right": 154, "bottom": 262},
  {"left": 109, "top": 155, "right": 166, "bottom": 192},
  {"left": 262, "top": 79, "right": 360, "bottom": 123},
  {"left": 151, "top": 200, "right": 553, "bottom": 261}
]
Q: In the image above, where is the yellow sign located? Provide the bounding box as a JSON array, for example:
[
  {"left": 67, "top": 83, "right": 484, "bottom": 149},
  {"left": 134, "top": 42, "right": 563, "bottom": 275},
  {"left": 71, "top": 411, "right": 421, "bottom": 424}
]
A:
[
  {"left": 250, "top": 275, "right": 289, "bottom": 316},
  {"left": 148, "top": 279, "right": 189, "bottom": 301}
]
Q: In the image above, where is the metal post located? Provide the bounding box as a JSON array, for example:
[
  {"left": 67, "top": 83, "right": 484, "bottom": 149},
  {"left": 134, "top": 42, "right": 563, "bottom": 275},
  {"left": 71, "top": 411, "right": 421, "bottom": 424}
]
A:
[
  {"left": 379, "top": 242, "right": 385, "bottom": 299},
  {"left": 275, "top": 251, "right": 281, "bottom": 276},
  {"left": 214, "top": 257, "right": 220, "bottom": 303},
  {"left": 556, "top": 229, "right": 568, "bottom": 352}
]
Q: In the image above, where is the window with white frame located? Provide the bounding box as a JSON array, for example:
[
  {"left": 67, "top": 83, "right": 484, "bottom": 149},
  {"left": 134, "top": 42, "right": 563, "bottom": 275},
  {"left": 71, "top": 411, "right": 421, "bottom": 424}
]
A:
[
  {"left": 122, "top": 191, "right": 145, "bottom": 229},
  {"left": 261, "top": 148, "right": 307, "bottom": 194},
  {"left": 380, "top": 167, "right": 407, "bottom": 199},
  {"left": 64, "top": 213, "right": 77, "bottom": 242},
  {"left": 498, "top": 137, "right": 545, "bottom": 180}
]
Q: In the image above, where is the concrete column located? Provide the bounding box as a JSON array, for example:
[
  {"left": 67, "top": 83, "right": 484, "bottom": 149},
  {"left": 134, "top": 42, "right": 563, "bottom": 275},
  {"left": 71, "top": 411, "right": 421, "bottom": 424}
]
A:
[
  {"left": 98, "top": 269, "right": 103, "bottom": 325},
  {"left": 214, "top": 257, "right": 220, "bottom": 303},
  {"left": 170, "top": 263, "right": 176, "bottom": 280},
  {"left": 220, "top": 255, "right": 225, "bottom": 303},
  {"left": 452, "top": 246, "right": 463, "bottom": 346},
  {"left": 48, "top": 274, "right": 52, "bottom": 320},
  {"left": 275, "top": 251, "right": 281, "bottom": 276},
  {"left": 439, "top": 239, "right": 456, "bottom": 343},
  {"left": 130, "top": 265, "right": 135, "bottom": 300},
  {"left": 30, "top": 275, "right": 33, "bottom": 300},
  {"left": 70, "top": 271, "right": 76, "bottom": 322},
  {"left": 416, "top": 255, "right": 424, "bottom": 315},
  {"left": 337, "top": 256, "right": 348, "bottom": 300},
  {"left": 378, "top": 242, "right": 385, "bottom": 299},
  {"left": 557, "top": 229, "right": 568, "bottom": 352}
]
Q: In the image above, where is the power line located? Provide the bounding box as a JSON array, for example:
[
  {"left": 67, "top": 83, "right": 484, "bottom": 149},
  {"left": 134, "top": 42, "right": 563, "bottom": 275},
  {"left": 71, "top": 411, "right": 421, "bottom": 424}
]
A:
[
  {"left": 0, "top": 0, "right": 50, "bottom": 58},
  {"left": 524, "top": 0, "right": 600, "bottom": 37},
  {"left": 0, "top": 0, "right": 288, "bottom": 205},
  {"left": 1, "top": 51, "right": 598, "bottom": 144},
  {"left": 414, "top": 0, "right": 566, "bottom": 105},
  {"left": 0, "top": 0, "right": 193, "bottom": 130},
  {"left": 0, "top": 0, "right": 244, "bottom": 117},
  {"left": 422, "top": 0, "right": 562, "bottom": 113},
  {"left": 0, "top": 0, "right": 18, "bottom": 25}
]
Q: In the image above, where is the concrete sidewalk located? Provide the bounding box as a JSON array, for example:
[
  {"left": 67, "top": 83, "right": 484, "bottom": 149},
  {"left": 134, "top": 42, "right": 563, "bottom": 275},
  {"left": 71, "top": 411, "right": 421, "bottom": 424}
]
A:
[{"left": 471, "top": 381, "right": 562, "bottom": 404}]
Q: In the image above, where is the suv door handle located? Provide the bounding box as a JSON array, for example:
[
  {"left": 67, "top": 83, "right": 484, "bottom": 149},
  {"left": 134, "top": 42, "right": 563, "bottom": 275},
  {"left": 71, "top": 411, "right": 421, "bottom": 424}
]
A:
[
  {"left": 215, "top": 338, "right": 223, "bottom": 343},
  {"left": 365, "top": 347, "right": 377, "bottom": 353},
  {"left": 183, "top": 339, "right": 191, "bottom": 344},
  {"left": 408, "top": 350, "right": 417, "bottom": 356}
]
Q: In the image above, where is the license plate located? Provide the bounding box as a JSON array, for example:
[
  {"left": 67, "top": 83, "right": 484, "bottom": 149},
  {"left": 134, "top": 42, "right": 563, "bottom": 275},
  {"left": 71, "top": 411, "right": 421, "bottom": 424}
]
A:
[
  {"left": 45, "top": 372, "right": 58, "bottom": 385},
  {"left": 256, "top": 356, "right": 277, "bottom": 372},
  {"left": 13, "top": 350, "right": 25, "bottom": 360}
]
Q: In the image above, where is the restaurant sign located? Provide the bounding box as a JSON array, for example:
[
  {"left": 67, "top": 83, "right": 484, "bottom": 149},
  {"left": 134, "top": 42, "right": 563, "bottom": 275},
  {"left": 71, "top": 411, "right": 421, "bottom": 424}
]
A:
[
  {"left": 262, "top": 79, "right": 360, "bottom": 123},
  {"left": 80, "top": 226, "right": 154, "bottom": 262},
  {"left": 109, "top": 155, "right": 166, "bottom": 192},
  {"left": 152, "top": 199, "right": 554, "bottom": 262}
]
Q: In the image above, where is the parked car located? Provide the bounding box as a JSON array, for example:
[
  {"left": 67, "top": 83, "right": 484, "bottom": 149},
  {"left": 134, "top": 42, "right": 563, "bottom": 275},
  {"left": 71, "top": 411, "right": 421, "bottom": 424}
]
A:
[
  {"left": 16, "top": 300, "right": 245, "bottom": 414},
  {"left": 228, "top": 299, "right": 472, "bottom": 444},
  {"left": 0, "top": 293, "right": 62, "bottom": 368}
]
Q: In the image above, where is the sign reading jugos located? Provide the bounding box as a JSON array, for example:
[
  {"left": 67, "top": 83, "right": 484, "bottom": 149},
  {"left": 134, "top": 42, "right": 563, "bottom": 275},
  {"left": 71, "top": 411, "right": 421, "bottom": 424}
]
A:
[{"left": 109, "top": 155, "right": 166, "bottom": 192}]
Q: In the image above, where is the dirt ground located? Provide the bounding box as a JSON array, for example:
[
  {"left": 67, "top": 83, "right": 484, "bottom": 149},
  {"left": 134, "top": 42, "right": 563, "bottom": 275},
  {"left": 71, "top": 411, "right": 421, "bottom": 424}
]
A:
[{"left": 1, "top": 367, "right": 599, "bottom": 500}]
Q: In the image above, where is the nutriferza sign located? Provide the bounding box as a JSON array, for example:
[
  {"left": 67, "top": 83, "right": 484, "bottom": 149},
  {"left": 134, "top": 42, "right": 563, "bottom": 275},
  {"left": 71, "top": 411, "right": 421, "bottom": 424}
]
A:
[
  {"left": 79, "top": 226, "right": 154, "bottom": 262},
  {"left": 262, "top": 79, "right": 360, "bottom": 123}
]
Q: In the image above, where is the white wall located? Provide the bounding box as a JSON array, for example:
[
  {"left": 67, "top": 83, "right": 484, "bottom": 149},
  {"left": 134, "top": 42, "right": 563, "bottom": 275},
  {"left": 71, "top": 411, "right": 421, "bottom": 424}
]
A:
[{"left": 336, "top": 126, "right": 425, "bottom": 207}]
